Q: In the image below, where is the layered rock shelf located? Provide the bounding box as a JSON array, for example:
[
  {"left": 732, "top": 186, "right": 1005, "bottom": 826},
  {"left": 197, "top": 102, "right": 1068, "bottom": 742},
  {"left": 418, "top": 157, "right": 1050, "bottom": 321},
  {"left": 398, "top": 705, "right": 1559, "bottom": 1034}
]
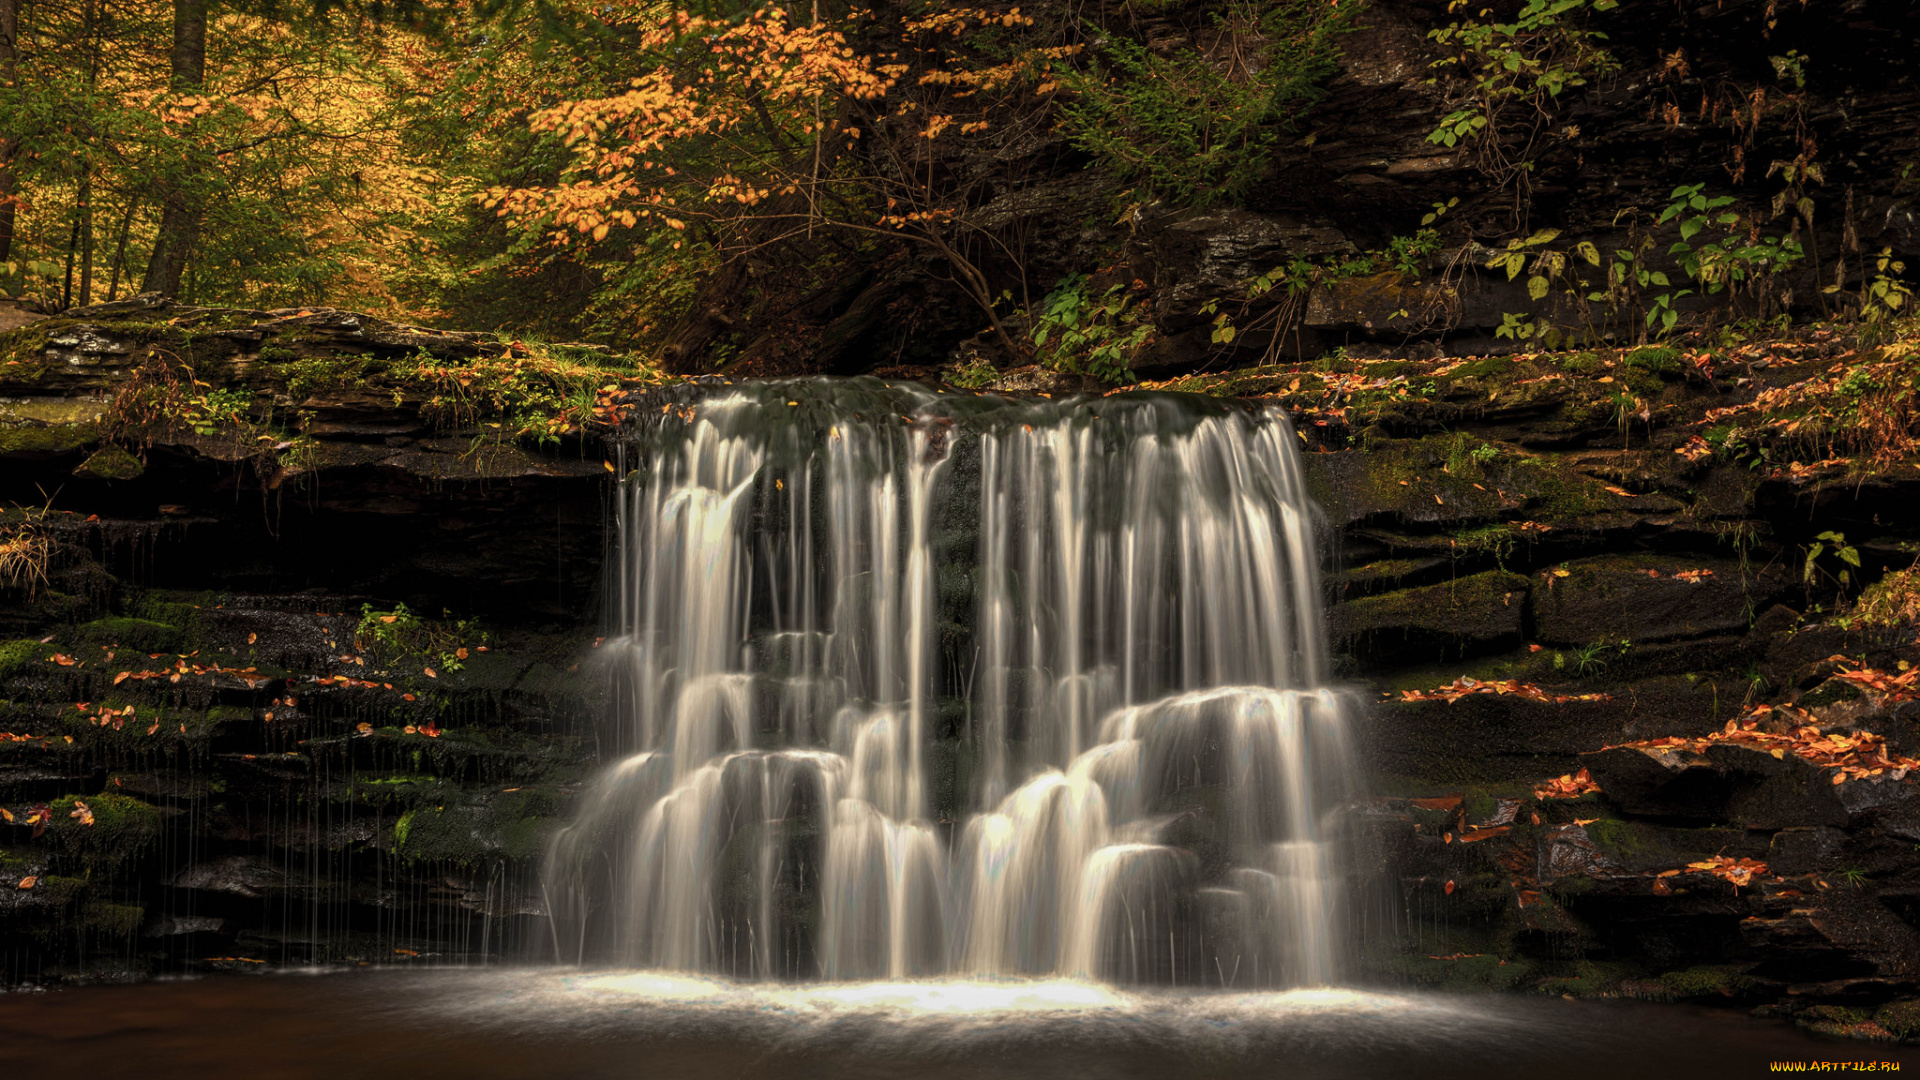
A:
[{"left": 2, "top": 303, "right": 1918, "bottom": 1039}]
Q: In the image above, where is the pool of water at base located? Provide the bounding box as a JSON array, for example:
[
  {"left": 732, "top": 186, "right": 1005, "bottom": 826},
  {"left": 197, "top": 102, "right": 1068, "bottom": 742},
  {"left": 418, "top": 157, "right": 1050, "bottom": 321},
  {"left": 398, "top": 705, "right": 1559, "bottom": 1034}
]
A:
[{"left": 0, "top": 968, "right": 1911, "bottom": 1079}]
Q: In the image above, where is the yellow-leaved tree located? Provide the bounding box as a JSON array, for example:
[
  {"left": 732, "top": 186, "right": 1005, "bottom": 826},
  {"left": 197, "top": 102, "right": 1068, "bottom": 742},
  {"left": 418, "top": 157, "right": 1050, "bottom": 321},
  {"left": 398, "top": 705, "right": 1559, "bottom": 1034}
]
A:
[{"left": 484, "top": 1, "right": 1077, "bottom": 371}]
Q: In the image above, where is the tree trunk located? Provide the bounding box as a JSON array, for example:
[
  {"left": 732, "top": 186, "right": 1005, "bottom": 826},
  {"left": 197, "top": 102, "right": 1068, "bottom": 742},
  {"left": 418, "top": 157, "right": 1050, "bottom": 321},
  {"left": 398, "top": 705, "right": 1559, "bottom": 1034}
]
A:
[
  {"left": 0, "top": 0, "right": 19, "bottom": 267},
  {"left": 105, "top": 198, "right": 135, "bottom": 301},
  {"left": 77, "top": 173, "right": 93, "bottom": 306},
  {"left": 139, "top": 0, "right": 210, "bottom": 297}
]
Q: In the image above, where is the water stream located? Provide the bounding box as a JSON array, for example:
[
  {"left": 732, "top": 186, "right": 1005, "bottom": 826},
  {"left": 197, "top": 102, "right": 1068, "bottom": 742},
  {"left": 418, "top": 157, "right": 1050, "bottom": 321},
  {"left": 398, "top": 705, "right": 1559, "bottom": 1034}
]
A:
[{"left": 545, "top": 378, "right": 1357, "bottom": 985}]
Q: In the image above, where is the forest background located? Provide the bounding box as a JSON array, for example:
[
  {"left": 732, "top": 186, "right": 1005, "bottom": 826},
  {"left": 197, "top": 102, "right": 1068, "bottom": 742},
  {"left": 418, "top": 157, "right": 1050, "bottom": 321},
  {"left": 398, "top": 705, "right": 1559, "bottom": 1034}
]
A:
[{"left": 0, "top": 0, "right": 1915, "bottom": 381}]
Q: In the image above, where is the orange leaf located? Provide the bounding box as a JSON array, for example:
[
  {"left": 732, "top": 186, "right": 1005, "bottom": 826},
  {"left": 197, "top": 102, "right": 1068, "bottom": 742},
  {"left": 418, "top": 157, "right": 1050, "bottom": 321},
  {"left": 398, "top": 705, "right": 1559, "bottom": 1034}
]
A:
[
  {"left": 423, "top": 667, "right": 437, "bottom": 678},
  {"left": 1444, "top": 879, "right": 1456, "bottom": 895},
  {"left": 17, "top": 877, "right": 35, "bottom": 890}
]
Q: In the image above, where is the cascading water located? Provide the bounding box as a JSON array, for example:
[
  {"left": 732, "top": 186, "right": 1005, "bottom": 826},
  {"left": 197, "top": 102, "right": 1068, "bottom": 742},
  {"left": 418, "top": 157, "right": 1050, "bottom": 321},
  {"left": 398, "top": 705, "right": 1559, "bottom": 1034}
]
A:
[{"left": 544, "top": 378, "right": 1357, "bottom": 986}]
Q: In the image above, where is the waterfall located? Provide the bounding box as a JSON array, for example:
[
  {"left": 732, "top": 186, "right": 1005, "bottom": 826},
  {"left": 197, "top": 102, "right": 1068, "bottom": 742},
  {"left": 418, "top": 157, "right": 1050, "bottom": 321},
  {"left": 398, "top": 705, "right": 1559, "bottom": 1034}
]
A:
[{"left": 544, "top": 378, "right": 1357, "bottom": 985}]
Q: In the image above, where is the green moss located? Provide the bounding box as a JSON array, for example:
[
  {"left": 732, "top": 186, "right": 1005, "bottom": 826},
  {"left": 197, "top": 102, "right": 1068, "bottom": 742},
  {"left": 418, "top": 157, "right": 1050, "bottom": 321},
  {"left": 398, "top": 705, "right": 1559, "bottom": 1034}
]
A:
[
  {"left": 71, "top": 444, "right": 144, "bottom": 480},
  {"left": 1657, "top": 965, "right": 1756, "bottom": 1000},
  {"left": 1799, "top": 679, "right": 1863, "bottom": 708},
  {"left": 82, "top": 899, "right": 146, "bottom": 937},
  {"left": 280, "top": 354, "right": 382, "bottom": 399},
  {"left": 1540, "top": 960, "right": 1635, "bottom": 999},
  {"left": 1581, "top": 818, "right": 1645, "bottom": 859},
  {"left": 0, "top": 423, "right": 96, "bottom": 457},
  {"left": 0, "top": 639, "right": 44, "bottom": 681},
  {"left": 392, "top": 787, "right": 561, "bottom": 864},
  {"left": 1625, "top": 346, "right": 1683, "bottom": 376},
  {"left": 1338, "top": 570, "right": 1529, "bottom": 641},
  {"left": 74, "top": 618, "right": 185, "bottom": 653},
  {"left": 1390, "top": 952, "right": 1536, "bottom": 991},
  {"left": 1872, "top": 1000, "right": 1920, "bottom": 1040},
  {"left": 1557, "top": 352, "right": 1606, "bottom": 375},
  {"left": 1451, "top": 355, "right": 1518, "bottom": 381},
  {"left": 47, "top": 793, "right": 162, "bottom": 861}
]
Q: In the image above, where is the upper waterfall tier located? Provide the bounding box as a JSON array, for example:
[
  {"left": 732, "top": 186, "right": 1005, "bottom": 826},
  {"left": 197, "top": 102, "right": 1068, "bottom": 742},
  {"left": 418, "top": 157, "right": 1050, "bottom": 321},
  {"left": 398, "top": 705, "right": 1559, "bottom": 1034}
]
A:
[{"left": 548, "top": 378, "right": 1355, "bottom": 985}]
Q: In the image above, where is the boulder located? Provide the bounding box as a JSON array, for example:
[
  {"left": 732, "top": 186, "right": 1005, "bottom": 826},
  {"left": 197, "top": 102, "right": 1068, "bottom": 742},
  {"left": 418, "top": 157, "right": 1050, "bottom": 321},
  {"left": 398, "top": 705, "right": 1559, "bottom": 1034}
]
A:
[
  {"left": 1533, "top": 554, "right": 1768, "bottom": 647},
  {"left": 1331, "top": 569, "right": 1528, "bottom": 664},
  {"left": 1582, "top": 744, "right": 1731, "bottom": 819},
  {"left": 1769, "top": 827, "right": 1849, "bottom": 875}
]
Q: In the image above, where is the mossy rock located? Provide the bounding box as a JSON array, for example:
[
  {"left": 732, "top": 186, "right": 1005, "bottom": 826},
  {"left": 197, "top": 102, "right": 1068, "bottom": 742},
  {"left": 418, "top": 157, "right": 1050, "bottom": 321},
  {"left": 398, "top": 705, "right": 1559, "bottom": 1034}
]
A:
[
  {"left": 1331, "top": 569, "right": 1529, "bottom": 662},
  {"left": 1799, "top": 1004, "right": 1900, "bottom": 1041},
  {"left": 0, "top": 639, "right": 46, "bottom": 682},
  {"left": 1873, "top": 1000, "right": 1920, "bottom": 1040},
  {"left": 71, "top": 444, "right": 144, "bottom": 480},
  {"left": 1657, "top": 964, "right": 1756, "bottom": 1000},
  {"left": 81, "top": 899, "right": 146, "bottom": 938},
  {"left": 1389, "top": 951, "right": 1536, "bottom": 991},
  {"left": 0, "top": 422, "right": 96, "bottom": 459},
  {"left": 74, "top": 618, "right": 186, "bottom": 653},
  {"left": 46, "top": 793, "right": 163, "bottom": 863},
  {"left": 1533, "top": 553, "right": 1761, "bottom": 646},
  {"left": 392, "top": 787, "right": 562, "bottom": 864}
]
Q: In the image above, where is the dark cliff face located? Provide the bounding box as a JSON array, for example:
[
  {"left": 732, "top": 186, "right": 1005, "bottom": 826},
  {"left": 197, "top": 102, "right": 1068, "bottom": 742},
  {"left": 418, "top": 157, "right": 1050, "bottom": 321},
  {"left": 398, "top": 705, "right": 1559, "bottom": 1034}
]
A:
[{"left": 839, "top": 0, "right": 1920, "bottom": 377}]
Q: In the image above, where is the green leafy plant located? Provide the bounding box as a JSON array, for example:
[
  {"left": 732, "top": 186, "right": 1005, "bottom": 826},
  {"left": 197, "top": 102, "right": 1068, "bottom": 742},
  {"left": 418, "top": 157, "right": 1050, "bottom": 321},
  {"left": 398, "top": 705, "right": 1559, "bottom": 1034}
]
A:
[
  {"left": 1061, "top": 0, "right": 1353, "bottom": 207},
  {"left": 1573, "top": 637, "right": 1631, "bottom": 676},
  {"left": 1425, "top": 0, "right": 1620, "bottom": 204},
  {"left": 944, "top": 356, "right": 1000, "bottom": 390},
  {"left": 355, "top": 602, "right": 486, "bottom": 673},
  {"left": 1805, "top": 531, "right": 1861, "bottom": 589},
  {"left": 1029, "top": 276, "right": 1153, "bottom": 385}
]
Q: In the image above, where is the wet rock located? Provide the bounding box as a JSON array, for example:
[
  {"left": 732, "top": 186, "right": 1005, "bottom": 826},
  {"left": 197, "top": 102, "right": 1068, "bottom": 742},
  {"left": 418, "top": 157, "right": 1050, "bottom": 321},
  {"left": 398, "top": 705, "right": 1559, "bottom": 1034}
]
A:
[
  {"left": 1582, "top": 745, "right": 1731, "bottom": 819},
  {"left": 1533, "top": 554, "right": 1766, "bottom": 647},
  {"left": 171, "top": 855, "right": 301, "bottom": 899},
  {"left": 1135, "top": 208, "right": 1352, "bottom": 331},
  {"left": 1303, "top": 273, "right": 1457, "bottom": 335},
  {"left": 1769, "top": 827, "right": 1849, "bottom": 875},
  {"left": 144, "top": 914, "right": 230, "bottom": 938},
  {"left": 1331, "top": 569, "right": 1528, "bottom": 663},
  {"left": 72, "top": 444, "right": 144, "bottom": 480},
  {"left": 1537, "top": 824, "right": 1623, "bottom": 886}
]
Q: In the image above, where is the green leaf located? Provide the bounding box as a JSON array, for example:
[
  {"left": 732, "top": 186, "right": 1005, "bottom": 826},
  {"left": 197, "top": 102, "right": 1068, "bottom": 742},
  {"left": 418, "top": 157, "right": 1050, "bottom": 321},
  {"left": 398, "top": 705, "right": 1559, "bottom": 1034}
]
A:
[
  {"left": 1525, "top": 228, "right": 1563, "bottom": 246},
  {"left": 1528, "top": 275, "right": 1550, "bottom": 301}
]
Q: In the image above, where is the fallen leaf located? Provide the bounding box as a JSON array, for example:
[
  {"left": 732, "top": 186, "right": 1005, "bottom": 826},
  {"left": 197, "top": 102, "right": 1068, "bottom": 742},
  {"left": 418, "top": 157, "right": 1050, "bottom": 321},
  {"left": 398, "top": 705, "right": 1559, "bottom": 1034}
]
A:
[
  {"left": 70, "top": 801, "right": 94, "bottom": 827},
  {"left": 423, "top": 667, "right": 437, "bottom": 678},
  {"left": 17, "top": 877, "right": 35, "bottom": 890},
  {"left": 248, "top": 632, "right": 258, "bottom": 645},
  {"left": 1444, "top": 879, "right": 1456, "bottom": 896}
]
